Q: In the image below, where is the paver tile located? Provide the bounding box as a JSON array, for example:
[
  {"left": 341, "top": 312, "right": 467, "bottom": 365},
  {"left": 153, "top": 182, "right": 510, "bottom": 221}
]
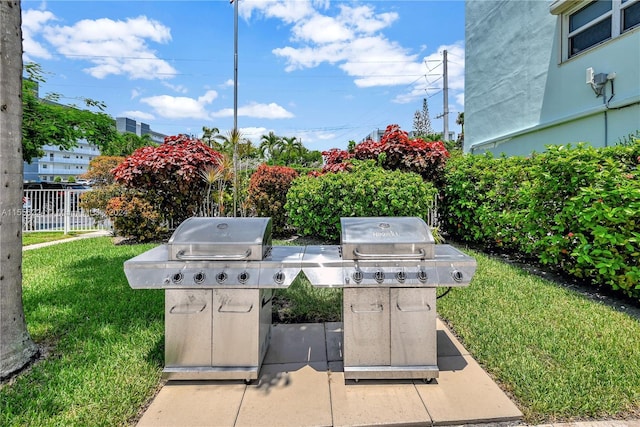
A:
[
  {"left": 235, "top": 362, "right": 332, "bottom": 427},
  {"left": 416, "top": 355, "right": 523, "bottom": 425},
  {"left": 263, "top": 323, "right": 327, "bottom": 365},
  {"left": 329, "top": 367, "right": 431, "bottom": 427},
  {"left": 325, "top": 322, "right": 343, "bottom": 362},
  {"left": 136, "top": 381, "right": 245, "bottom": 427}
]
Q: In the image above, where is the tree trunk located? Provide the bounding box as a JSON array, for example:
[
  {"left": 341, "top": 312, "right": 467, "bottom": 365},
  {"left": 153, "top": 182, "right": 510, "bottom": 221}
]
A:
[{"left": 0, "top": 0, "right": 39, "bottom": 379}]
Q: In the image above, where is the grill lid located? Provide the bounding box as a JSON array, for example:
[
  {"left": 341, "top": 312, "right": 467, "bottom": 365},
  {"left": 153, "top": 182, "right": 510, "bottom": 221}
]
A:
[
  {"left": 167, "top": 217, "right": 272, "bottom": 261},
  {"left": 340, "top": 217, "right": 435, "bottom": 260}
]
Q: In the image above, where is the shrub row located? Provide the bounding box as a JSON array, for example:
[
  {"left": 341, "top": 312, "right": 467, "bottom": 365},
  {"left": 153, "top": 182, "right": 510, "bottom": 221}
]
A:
[
  {"left": 442, "top": 142, "right": 640, "bottom": 300},
  {"left": 286, "top": 160, "right": 438, "bottom": 241}
]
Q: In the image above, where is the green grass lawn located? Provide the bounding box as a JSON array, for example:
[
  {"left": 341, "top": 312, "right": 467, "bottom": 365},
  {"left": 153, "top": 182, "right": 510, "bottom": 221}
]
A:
[
  {"left": 437, "top": 250, "right": 640, "bottom": 423},
  {"left": 22, "top": 231, "right": 89, "bottom": 246},
  {"left": 1, "top": 238, "right": 639, "bottom": 425}
]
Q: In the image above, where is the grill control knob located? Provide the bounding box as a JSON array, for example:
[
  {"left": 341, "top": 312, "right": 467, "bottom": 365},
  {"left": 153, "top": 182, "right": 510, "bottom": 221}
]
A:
[
  {"left": 193, "top": 272, "right": 206, "bottom": 284},
  {"left": 374, "top": 270, "right": 385, "bottom": 284},
  {"left": 395, "top": 271, "right": 406, "bottom": 283},
  {"left": 417, "top": 269, "right": 428, "bottom": 283},
  {"left": 352, "top": 270, "right": 363, "bottom": 284},
  {"left": 172, "top": 272, "right": 184, "bottom": 284},
  {"left": 216, "top": 272, "right": 228, "bottom": 284},
  {"left": 238, "top": 271, "right": 250, "bottom": 284},
  {"left": 452, "top": 270, "right": 464, "bottom": 283},
  {"left": 273, "top": 271, "right": 285, "bottom": 285}
]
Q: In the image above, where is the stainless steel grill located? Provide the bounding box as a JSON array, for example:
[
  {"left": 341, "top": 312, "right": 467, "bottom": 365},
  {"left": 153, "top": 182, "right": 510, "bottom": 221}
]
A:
[
  {"left": 124, "top": 217, "right": 304, "bottom": 381},
  {"left": 302, "top": 216, "right": 477, "bottom": 381}
]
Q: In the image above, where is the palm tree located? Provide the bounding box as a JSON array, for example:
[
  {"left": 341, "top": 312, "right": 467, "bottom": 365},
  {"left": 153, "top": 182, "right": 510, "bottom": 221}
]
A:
[
  {"left": 0, "top": 0, "right": 39, "bottom": 378},
  {"left": 259, "top": 131, "right": 281, "bottom": 161},
  {"left": 456, "top": 112, "right": 464, "bottom": 134},
  {"left": 201, "top": 126, "right": 226, "bottom": 152},
  {"left": 280, "top": 136, "right": 303, "bottom": 164},
  {"left": 456, "top": 112, "right": 465, "bottom": 147}
]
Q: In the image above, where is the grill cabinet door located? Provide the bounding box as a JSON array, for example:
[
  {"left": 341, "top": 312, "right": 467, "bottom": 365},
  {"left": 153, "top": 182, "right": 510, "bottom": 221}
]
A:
[
  {"left": 390, "top": 288, "right": 437, "bottom": 366},
  {"left": 343, "top": 288, "right": 390, "bottom": 367},
  {"left": 212, "top": 289, "right": 261, "bottom": 367},
  {"left": 165, "top": 289, "right": 212, "bottom": 367}
]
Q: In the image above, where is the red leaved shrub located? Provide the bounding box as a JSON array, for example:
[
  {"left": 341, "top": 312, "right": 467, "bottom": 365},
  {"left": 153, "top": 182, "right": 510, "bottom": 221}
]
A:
[
  {"left": 354, "top": 124, "right": 450, "bottom": 184},
  {"left": 247, "top": 164, "right": 299, "bottom": 235},
  {"left": 112, "top": 134, "right": 223, "bottom": 226},
  {"left": 105, "top": 192, "right": 167, "bottom": 242},
  {"left": 312, "top": 125, "right": 449, "bottom": 184}
]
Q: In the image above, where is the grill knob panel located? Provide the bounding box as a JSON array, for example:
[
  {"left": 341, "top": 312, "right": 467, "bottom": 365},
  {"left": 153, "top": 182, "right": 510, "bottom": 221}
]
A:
[{"left": 193, "top": 272, "right": 206, "bottom": 284}]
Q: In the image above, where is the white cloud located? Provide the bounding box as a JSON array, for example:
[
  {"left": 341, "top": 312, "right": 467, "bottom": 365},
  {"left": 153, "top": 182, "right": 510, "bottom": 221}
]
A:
[
  {"left": 239, "top": 0, "right": 316, "bottom": 23},
  {"left": 120, "top": 110, "right": 155, "bottom": 121},
  {"left": 339, "top": 5, "right": 398, "bottom": 35},
  {"left": 292, "top": 14, "right": 352, "bottom": 44},
  {"left": 392, "top": 42, "right": 465, "bottom": 105},
  {"left": 131, "top": 88, "right": 141, "bottom": 100},
  {"left": 260, "top": 2, "right": 422, "bottom": 90},
  {"left": 141, "top": 90, "right": 218, "bottom": 120},
  {"left": 22, "top": 9, "right": 57, "bottom": 61},
  {"left": 36, "top": 14, "right": 177, "bottom": 80},
  {"left": 221, "top": 79, "right": 235, "bottom": 88},
  {"left": 243, "top": 1, "right": 464, "bottom": 108},
  {"left": 162, "top": 82, "right": 189, "bottom": 94},
  {"left": 240, "top": 127, "right": 269, "bottom": 141},
  {"left": 212, "top": 102, "right": 294, "bottom": 119}
]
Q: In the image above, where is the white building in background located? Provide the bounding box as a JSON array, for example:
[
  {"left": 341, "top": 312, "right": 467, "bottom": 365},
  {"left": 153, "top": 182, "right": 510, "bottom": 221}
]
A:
[
  {"left": 24, "top": 117, "right": 166, "bottom": 182},
  {"left": 34, "top": 140, "right": 100, "bottom": 182},
  {"left": 116, "top": 117, "right": 166, "bottom": 145},
  {"left": 464, "top": 0, "right": 640, "bottom": 156}
]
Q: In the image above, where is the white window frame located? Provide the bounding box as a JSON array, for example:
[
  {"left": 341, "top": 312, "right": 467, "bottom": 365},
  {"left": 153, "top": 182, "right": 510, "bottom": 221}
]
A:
[
  {"left": 621, "top": 0, "right": 640, "bottom": 32},
  {"left": 553, "top": 0, "right": 640, "bottom": 61}
]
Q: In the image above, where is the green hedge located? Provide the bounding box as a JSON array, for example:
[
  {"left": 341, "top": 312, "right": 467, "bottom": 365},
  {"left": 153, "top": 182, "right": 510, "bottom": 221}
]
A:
[
  {"left": 286, "top": 161, "right": 438, "bottom": 241},
  {"left": 442, "top": 141, "right": 640, "bottom": 300}
]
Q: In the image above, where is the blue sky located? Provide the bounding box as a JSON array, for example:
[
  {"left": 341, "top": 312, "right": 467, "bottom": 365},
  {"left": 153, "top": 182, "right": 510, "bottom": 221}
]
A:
[{"left": 22, "top": 0, "right": 465, "bottom": 152}]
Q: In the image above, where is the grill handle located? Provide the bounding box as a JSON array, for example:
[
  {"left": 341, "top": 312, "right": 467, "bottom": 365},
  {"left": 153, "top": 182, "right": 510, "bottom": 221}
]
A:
[
  {"left": 396, "top": 302, "right": 431, "bottom": 312},
  {"left": 218, "top": 303, "right": 253, "bottom": 313},
  {"left": 350, "top": 304, "right": 384, "bottom": 313},
  {"left": 352, "top": 248, "right": 426, "bottom": 260},
  {"left": 175, "top": 249, "right": 252, "bottom": 260},
  {"left": 169, "top": 303, "right": 207, "bottom": 314}
]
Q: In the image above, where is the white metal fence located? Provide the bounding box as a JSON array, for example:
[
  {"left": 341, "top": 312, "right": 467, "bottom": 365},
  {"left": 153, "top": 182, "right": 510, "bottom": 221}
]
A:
[
  {"left": 21, "top": 189, "right": 438, "bottom": 235},
  {"left": 426, "top": 193, "right": 439, "bottom": 229},
  {"left": 22, "top": 189, "right": 112, "bottom": 234}
]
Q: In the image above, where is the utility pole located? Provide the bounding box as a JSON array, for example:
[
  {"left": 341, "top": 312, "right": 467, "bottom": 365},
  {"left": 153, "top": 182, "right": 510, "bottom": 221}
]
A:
[
  {"left": 442, "top": 49, "right": 449, "bottom": 142},
  {"left": 232, "top": 0, "right": 239, "bottom": 216}
]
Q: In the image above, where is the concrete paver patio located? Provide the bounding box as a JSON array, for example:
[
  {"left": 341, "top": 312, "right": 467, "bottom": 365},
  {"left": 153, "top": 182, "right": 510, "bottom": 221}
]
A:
[{"left": 137, "top": 319, "right": 523, "bottom": 427}]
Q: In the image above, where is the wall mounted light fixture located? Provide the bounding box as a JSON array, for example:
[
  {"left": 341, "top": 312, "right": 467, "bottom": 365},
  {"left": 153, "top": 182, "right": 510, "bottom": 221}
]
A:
[{"left": 586, "top": 67, "right": 616, "bottom": 97}]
